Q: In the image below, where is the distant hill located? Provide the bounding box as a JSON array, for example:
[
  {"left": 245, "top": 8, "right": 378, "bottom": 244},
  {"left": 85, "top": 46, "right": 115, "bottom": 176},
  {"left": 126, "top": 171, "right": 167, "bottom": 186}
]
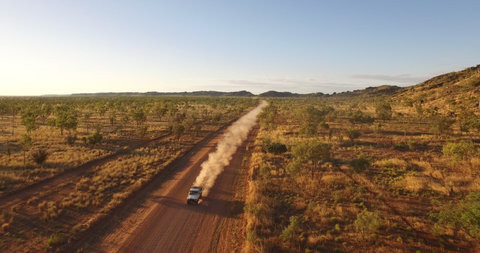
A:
[
  {"left": 258, "top": 91, "right": 301, "bottom": 97},
  {"left": 72, "top": 90, "right": 255, "bottom": 97},
  {"left": 394, "top": 64, "right": 480, "bottom": 113},
  {"left": 64, "top": 65, "right": 480, "bottom": 105},
  {"left": 331, "top": 85, "right": 402, "bottom": 97}
]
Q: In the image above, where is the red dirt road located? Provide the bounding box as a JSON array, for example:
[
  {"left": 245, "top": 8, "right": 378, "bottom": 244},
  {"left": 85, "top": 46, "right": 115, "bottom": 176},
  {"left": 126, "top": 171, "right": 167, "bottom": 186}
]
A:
[{"left": 84, "top": 124, "right": 254, "bottom": 252}]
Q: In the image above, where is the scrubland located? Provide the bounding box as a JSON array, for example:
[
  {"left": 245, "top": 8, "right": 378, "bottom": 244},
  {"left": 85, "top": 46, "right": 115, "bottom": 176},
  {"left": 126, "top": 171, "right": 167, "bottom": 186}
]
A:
[
  {"left": 244, "top": 94, "right": 480, "bottom": 252},
  {"left": 0, "top": 96, "right": 256, "bottom": 251}
]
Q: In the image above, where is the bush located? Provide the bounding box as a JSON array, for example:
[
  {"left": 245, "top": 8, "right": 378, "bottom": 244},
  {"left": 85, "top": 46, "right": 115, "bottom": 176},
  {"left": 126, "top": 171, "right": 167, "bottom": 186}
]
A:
[
  {"left": 430, "top": 192, "right": 480, "bottom": 239},
  {"left": 345, "top": 129, "right": 361, "bottom": 142},
  {"left": 262, "top": 139, "right": 287, "bottom": 154},
  {"left": 349, "top": 110, "right": 375, "bottom": 124},
  {"left": 430, "top": 115, "right": 454, "bottom": 135},
  {"left": 45, "top": 233, "right": 67, "bottom": 250},
  {"left": 280, "top": 215, "right": 301, "bottom": 242},
  {"left": 442, "top": 140, "right": 477, "bottom": 163},
  {"left": 65, "top": 134, "right": 77, "bottom": 145},
  {"left": 375, "top": 101, "right": 393, "bottom": 120},
  {"left": 30, "top": 148, "right": 49, "bottom": 165},
  {"left": 83, "top": 132, "right": 102, "bottom": 145},
  {"left": 354, "top": 210, "right": 382, "bottom": 239},
  {"left": 350, "top": 154, "right": 370, "bottom": 172}
]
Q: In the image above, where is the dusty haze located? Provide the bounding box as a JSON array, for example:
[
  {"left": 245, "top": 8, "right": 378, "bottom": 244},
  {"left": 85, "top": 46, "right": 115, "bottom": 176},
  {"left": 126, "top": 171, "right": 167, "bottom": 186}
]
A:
[{"left": 193, "top": 101, "right": 267, "bottom": 195}]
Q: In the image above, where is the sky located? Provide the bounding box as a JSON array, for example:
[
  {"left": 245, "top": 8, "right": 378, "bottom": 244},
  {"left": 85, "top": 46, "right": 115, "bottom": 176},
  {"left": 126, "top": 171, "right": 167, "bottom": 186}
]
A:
[{"left": 1, "top": 0, "right": 479, "bottom": 96}]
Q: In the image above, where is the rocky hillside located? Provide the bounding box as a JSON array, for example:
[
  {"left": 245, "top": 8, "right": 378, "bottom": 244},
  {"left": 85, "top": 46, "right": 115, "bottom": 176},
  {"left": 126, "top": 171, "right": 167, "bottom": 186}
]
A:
[{"left": 394, "top": 65, "right": 480, "bottom": 113}]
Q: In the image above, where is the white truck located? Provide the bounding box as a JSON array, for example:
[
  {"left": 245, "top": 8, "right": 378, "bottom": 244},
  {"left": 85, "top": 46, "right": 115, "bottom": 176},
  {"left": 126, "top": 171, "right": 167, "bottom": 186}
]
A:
[{"left": 186, "top": 186, "right": 203, "bottom": 204}]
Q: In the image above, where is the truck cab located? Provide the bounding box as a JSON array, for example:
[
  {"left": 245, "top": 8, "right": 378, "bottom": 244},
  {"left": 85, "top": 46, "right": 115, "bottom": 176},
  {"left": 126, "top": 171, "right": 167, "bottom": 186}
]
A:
[{"left": 186, "top": 186, "right": 203, "bottom": 204}]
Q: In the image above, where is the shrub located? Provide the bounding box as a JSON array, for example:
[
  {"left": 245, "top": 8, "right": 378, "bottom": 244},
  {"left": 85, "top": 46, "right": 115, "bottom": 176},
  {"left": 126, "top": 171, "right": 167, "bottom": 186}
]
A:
[
  {"left": 375, "top": 101, "right": 393, "bottom": 120},
  {"left": 430, "top": 192, "right": 480, "bottom": 239},
  {"left": 430, "top": 115, "right": 454, "bottom": 135},
  {"left": 83, "top": 132, "right": 102, "bottom": 145},
  {"left": 442, "top": 140, "right": 477, "bottom": 163},
  {"left": 65, "top": 134, "right": 77, "bottom": 145},
  {"left": 345, "top": 129, "right": 361, "bottom": 143},
  {"left": 44, "top": 233, "right": 67, "bottom": 250},
  {"left": 262, "top": 139, "right": 287, "bottom": 154},
  {"left": 30, "top": 148, "right": 49, "bottom": 165},
  {"left": 354, "top": 210, "right": 382, "bottom": 239},
  {"left": 350, "top": 154, "right": 370, "bottom": 172},
  {"left": 349, "top": 110, "right": 375, "bottom": 124},
  {"left": 280, "top": 215, "right": 301, "bottom": 243}
]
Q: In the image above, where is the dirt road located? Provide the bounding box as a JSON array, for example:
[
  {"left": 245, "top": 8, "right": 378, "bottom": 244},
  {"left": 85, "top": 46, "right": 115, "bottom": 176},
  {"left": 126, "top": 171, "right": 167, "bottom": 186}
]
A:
[{"left": 81, "top": 123, "right": 255, "bottom": 252}]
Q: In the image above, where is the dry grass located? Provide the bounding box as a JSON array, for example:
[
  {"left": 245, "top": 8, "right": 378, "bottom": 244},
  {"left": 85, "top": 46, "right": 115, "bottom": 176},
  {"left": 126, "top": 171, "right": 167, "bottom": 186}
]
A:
[{"left": 243, "top": 97, "right": 480, "bottom": 252}]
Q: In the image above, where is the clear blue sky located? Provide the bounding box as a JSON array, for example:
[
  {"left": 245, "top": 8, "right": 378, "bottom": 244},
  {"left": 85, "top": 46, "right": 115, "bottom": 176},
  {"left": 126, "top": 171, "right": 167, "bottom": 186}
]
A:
[{"left": 1, "top": 0, "right": 479, "bottom": 96}]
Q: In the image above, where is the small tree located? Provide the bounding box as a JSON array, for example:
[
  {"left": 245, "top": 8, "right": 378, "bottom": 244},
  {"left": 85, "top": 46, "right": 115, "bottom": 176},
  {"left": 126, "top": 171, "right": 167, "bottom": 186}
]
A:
[
  {"left": 280, "top": 215, "right": 301, "bottom": 244},
  {"left": 172, "top": 123, "right": 185, "bottom": 140},
  {"left": 442, "top": 141, "right": 477, "bottom": 164},
  {"left": 289, "top": 141, "right": 330, "bottom": 176},
  {"left": 430, "top": 115, "right": 454, "bottom": 135},
  {"left": 375, "top": 101, "right": 392, "bottom": 120},
  {"left": 349, "top": 110, "right": 375, "bottom": 125},
  {"left": 130, "top": 108, "right": 147, "bottom": 127},
  {"left": 31, "top": 148, "right": 49, "bottom": 165},
  {"left": 21, "top": 109, "right": 39, "bottom": 133},
  {"left": 354, "top": 210, "right": 382, "bottom": 239},
  {"left": 430, "top": 192, "right": 480, "bottom": 239},
  {"left": 350, "top": 154, "right": 370, "bottom": 172},
  {"left": 19, "top": 134, "right": 33, "bottom": 166},
  {"left": 258, "top": 103, "right": 278, "bottom": 131},
  {"left": 54, "top": 105, "right": 78, "bottom": 135},
  {"left": 345, "top": 129, "right": 361, "bottom": 144}
]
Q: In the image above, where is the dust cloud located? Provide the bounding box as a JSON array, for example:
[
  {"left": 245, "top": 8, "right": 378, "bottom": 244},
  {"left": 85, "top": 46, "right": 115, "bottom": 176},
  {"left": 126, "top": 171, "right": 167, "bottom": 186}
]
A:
[{"left": 193, "top": 101, "right": 267, "bottom": 195}]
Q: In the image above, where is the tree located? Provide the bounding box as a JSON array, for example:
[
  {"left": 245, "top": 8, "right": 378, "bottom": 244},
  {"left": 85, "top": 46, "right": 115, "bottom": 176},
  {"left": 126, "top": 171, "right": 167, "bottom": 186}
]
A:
[
  {"left": 345, "top": 129, "right": 361, "bottom": 143},
  {"left": 288, "top": 141, "right": 330, "bottom": 177},
  {"left": 430, "top": 115, "right": 454, "bottom": 135},
  {"left": 172, "top": 123, "right": 185, "bottom": 140},
  {"left": 38, "top": 103, "right": 52, "bottom": 125},
  {"left": 375, "top": 101, "right": 393, "bottom": 120},
  {"left": 355, "top": 210, "right": 382, "bottom": 239},
  {"left": 296, "top": 105, "right": 332, "bottom": 136},
  {"left": 280, "top": 216, "right": 301, "bottom": 244},
  {"left": 430, "top": 192, "right": 480, "bottom": 239},
  {"left": 19, "top": 134, "right": 33, "bottom": 166},
  {"left": 83, "top": 111, "right": 93, "bottom": 133},
  {"left": 9, "top": 104, "right": 20, "bottom": 135},
  {"left": 442, "top": 141, "right": 477, "bottom": 164},
  {"left": 258, "top": 103, "right": 278, "bottom": 131},
  {"left": 21, "top": 108, "right": 39, "bottom": 133},
  {"left": 54, "top": 105, "right": 78, "bottom": 135},
  {"left": 349, "top": 110, "right": 374, "bottom": 124},
  {"left": 31, "top": 148, "right": 49, "bottom": 165},
  {"left": 130, "top": 107, "right": 147, "bottom": 127}
]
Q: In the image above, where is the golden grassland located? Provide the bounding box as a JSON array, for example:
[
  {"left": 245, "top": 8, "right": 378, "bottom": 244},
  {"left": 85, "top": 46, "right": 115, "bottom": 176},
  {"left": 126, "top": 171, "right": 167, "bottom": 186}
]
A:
[{"left": 243, "top": 97, "right": 480, "bottom": 253}]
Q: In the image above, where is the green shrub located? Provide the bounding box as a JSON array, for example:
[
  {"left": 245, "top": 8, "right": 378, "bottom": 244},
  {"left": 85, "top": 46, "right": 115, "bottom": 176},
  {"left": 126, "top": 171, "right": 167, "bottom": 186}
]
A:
[
  {"left": 262, "top": 139, "right": 287, "bottom": 154},
  {"left": 430, "top": 192, "right": 480, "bottom": 239},
  {"left": 375, "top": 101, "right": 393, "bottom": 120},
  {"left": 430, "top": 115, "right": 454, "bottom": 135},
  {"left": 354, "top": 210, "right": 382, "bottom": 239},
  {"left": 280, "top": 215, "right": 301, "bottom": 242},
  {"left": 442, "top": 140, "right": 477, "bottom": 163},
  {"left": 350, "top": 154, "right": 370, "bottom": 172},
  {"left": 345, "top": 129, "right": 361, "bottom": 143},
  {"left": 44, "top": 233, "right": 67, "bottom": 250},
  {"left": 30, "top": 148, "right": 49, "bottom": 165},
  {"left": 349, "top": 110, "right": 375, "bottom": 124},
  {"left": 83, "top": 132, "right": 102, "bottom": 145},
  {"left": 65, "top": 134, "right": 77, "bottom": 145}
]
